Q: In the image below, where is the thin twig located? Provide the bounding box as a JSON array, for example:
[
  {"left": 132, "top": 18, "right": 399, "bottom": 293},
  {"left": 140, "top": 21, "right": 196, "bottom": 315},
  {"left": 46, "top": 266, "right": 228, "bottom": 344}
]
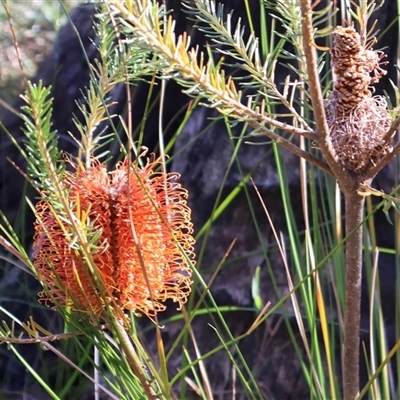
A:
[
  {"left": 383, "top": 115, "right": 400, "bottom": 143},
  {"left": 246, "top": 121, "right": 332, "bottom": 175},
  {"left": 364, "top": 139, "right": 400, "bottom": 181},
  {"left": 364, "top": 119, "right": 400, "bottom": 180},
  {"left": 0, "top": 323, "right": 108, "bottom": 345}
]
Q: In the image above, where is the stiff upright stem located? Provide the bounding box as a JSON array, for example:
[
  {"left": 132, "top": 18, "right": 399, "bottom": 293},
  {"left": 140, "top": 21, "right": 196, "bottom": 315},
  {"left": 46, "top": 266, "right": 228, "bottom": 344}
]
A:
[{"left": 343, "top": 192, "right": 365, "bottom": 400}]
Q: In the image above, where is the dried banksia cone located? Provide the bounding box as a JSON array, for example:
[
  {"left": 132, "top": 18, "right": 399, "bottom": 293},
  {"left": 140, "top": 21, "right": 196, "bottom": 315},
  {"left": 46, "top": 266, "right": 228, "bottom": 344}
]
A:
[
  {"left": 325, "top": 26, "right": 392, "bottom": 173},
  {"left": 32, "top": 157, "right": 195, "bottom": 319}
]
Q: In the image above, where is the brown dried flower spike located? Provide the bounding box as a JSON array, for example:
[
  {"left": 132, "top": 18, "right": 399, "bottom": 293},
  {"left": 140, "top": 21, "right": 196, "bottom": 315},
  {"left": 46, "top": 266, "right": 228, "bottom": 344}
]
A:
[
  {"left": 325, "top": 26, "right": 392, "bottom": 173},
  {"left": 32, "top": 157, "right": 195, "bottom": 320}
]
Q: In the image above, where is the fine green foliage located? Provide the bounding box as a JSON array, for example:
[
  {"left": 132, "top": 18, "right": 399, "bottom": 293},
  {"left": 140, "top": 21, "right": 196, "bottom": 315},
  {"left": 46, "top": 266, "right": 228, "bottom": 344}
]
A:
[{"left": 20, "top": 82, "right": 65, "bottom": 194}]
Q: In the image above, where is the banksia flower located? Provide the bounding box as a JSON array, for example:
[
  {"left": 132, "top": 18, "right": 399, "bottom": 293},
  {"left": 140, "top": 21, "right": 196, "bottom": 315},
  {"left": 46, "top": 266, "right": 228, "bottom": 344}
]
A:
[
  {"left": 32, "top": 157, "right": 195, "bottom": 320},
  {"left": 325, "top": 26, "right": 392, "bottom": 173}
]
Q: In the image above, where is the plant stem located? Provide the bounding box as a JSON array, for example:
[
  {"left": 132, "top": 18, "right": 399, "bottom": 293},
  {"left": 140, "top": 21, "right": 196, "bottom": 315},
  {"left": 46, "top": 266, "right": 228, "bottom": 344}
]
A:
[
  {"left": 109, "top": 315, "right": 161, "bottom": 399},
  {"left": 343, "top": 192, "right": 365, "bottom": 400}
]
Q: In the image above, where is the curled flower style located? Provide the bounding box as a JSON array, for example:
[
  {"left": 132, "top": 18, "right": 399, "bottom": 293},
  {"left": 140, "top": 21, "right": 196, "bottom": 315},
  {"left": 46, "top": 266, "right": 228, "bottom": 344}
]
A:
[
  {"left": 32, "top": 157, "right": 195, "bottom": 319},
  {"left": 325, "top": 26, "right": 392, "bottom": 173}
]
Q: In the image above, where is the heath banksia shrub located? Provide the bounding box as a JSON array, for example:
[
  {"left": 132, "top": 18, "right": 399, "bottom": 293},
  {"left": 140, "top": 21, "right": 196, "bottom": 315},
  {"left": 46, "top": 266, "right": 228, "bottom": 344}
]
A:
[
  {"left": 325, "top": 26, "right": 392, "bottom": 173},
  {"left": 32, "top": 157, "right": 195, "bottom": 320},
  {"left": 3, "top": 1, "right": 400, "bottom": 398}
]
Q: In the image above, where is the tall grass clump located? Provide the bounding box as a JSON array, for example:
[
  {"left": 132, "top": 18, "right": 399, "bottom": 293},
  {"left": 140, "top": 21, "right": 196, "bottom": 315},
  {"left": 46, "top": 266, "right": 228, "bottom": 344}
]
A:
[{"left": 1, "top": 0, "right": 400, "bottom": 399}]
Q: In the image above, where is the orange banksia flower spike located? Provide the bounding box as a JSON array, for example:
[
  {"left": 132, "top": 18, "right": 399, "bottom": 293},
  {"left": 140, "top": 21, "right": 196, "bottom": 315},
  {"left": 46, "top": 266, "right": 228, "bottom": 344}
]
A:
[
  {"left": 325, "top": 26, "right": 392, "bottom": 173},
  {"left": 32, "top": 156, "right": 195, "bottom": 320}
]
